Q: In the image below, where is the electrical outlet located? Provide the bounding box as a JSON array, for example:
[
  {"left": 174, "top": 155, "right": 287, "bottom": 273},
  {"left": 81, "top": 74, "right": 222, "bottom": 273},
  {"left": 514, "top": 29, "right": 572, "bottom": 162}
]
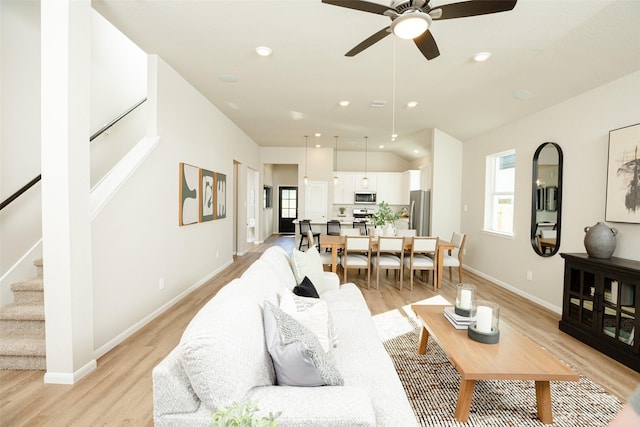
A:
[
  {"left": 526, "top": 271, "right": 533, "bottom": 281},
  {"left": 159, "top": 277, "right": 165, "bottom": 290}
]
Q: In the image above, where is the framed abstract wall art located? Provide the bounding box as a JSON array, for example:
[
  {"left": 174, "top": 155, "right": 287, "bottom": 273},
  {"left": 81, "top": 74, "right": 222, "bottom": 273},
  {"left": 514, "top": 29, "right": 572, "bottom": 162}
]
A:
[
  {"left": 215, "top": 172, "right": 227, "bottom": 219},
  {"left": 605, "top": 123, "right": 640, "bottom": 224},
  {"left": 179, "top": 163, "right": 200, "bottom": 226},
  {"left": 200, "top": 168, "right": 215, "bottom": 222}
]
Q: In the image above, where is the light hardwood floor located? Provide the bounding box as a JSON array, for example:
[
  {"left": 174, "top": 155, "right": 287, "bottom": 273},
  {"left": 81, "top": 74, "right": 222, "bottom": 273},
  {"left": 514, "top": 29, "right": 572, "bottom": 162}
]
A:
[{"left": 1, "top": 235, "right": 638, "bottom": 426}]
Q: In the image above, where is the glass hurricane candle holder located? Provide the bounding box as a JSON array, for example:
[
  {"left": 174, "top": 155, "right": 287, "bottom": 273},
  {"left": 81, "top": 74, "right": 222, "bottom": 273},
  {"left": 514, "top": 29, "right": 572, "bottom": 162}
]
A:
[
  {"left": 455, "top": 283, "right": 477, "bottom": 317},
  {"left": 468, "top": 300, "right": 500, "bottom": 344}
]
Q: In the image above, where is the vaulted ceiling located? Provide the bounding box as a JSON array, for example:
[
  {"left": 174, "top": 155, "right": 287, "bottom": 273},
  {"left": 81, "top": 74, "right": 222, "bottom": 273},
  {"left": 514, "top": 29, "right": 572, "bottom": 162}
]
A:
[{"left": 92, "top": 0, "right": 640, "bottom": 160}]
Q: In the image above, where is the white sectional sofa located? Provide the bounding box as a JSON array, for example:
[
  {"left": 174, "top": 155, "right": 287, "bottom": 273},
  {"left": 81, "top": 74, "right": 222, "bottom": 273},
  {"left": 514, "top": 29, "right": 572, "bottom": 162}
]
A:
[{"left": 152, "top": 245, "right": 417, "bottom": 426}]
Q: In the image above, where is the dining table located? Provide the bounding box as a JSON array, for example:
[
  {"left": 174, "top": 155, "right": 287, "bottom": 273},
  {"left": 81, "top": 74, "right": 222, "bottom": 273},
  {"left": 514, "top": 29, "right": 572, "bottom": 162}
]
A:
[{"left": 319, "top": 234, "right": 455, "bottom": 290}]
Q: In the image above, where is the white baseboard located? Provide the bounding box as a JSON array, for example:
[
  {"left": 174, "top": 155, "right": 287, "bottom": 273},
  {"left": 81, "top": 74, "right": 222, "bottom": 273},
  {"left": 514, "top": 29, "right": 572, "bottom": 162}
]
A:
[
  {"left": 93, "top": 259, "right": 234, "bottom": 359},
  {"left": 44, "top": 359, "right": 97, "bottom": 385},
  {"left": 464, "top": 264, "right": 562, "bottom": 314}
]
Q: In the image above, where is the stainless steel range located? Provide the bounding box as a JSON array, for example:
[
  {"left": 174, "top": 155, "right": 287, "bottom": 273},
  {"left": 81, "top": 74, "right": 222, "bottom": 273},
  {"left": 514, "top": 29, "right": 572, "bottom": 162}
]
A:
[{"left": 353, "top": 208, "right": 375, "bottom": 219}]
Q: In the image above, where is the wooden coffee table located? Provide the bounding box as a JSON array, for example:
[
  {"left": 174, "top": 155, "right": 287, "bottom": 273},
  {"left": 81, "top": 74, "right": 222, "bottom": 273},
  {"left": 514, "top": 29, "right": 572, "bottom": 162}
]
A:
[{"left": 412, "top": 304, "right": 579, "bottom": 424}]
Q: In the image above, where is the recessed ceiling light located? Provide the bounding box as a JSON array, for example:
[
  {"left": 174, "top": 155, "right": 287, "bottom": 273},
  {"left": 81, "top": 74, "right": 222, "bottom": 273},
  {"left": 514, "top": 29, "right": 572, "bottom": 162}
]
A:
[
  {"left": 219, "top": 74, "right": 238, "bottom": 83},
  {"left": 473, "top": 52, "right": 491, "bottom": 62},
  {"left": 514, "top": 89, "right": 533, "bottom": 100},
  {"left": 339, "top": 100, "right": 350, "bottom": 107},
  {"left": 255, "top": 46, "right": 272, "bottom": 57},
  {"left": 370, "top": 100, "right": 386, "bottom": 108},
  {"left": 315, "top": 144, "right": 321, "bottom": 148},
  {"left": 406, "top": 101, "right": 418, "bottom": 108},
  {"left": 379, "top": 145, "right": 385, "bottom": 149},
  {"left": 314, "top": 133, "right": 321, "bottom": 137},
  {"left": 413, "top": 149, "right": 420, "bottom": 154}
]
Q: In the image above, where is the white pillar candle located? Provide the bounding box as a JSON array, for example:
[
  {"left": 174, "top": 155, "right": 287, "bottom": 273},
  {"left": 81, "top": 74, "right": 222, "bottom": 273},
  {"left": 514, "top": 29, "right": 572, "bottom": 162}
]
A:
[
  {"left": 475, "top": 306, "right": 493, "bottom": 333},
  {"left": 460, "top": 289, "right": 472, "bottom": 309}
]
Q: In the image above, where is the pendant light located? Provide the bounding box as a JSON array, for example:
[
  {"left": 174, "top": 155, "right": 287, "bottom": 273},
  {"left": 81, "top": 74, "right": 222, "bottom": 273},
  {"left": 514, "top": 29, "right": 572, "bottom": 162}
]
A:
[
  {"left": 333, "top": 136, "right": 341, "bottom": 187},
  {"left": 303, "top": 135, "right": 309, "bottom": 186},
  {"left": 361, "top": 136, "right": 369, "bottom": 189}
]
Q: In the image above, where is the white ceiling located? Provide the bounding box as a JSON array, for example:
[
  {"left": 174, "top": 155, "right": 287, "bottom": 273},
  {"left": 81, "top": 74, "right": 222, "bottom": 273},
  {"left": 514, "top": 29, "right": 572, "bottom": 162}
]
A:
[{"left": 92, "top": 0, "right": 640, "bottom": 161}]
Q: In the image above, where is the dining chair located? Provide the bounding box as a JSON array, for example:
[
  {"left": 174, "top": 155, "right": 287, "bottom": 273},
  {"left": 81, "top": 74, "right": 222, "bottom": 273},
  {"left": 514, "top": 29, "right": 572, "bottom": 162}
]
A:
[
  {"left": 352, "top": 221, "right": 368, "bottom": 236},
  {"left": 306, "top": 230, "right": 334, "bottom": 268},
  {"left": 371, "top": 237, "right": 404, "bottom": 290},
  {"left": 442, "top": 232, "right": 466, "bottom": 282},
  {"left": 326, "top": 220, "right": 341, "bottom": 236},
  {"left": 298, "top": 220, "right": 320, "bottom": 250},
  {"left": 340, "top": 236, "right": 372, "bottom": 289},
  {"left": 404, "top": 236, "right": 438, "bottom": 291}
]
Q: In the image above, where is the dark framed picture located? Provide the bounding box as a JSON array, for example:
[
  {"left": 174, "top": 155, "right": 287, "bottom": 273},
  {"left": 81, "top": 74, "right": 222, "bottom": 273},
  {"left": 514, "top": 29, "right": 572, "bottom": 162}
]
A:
[
  {"left": 215, "top": 172, "right": 227, "bottom": 219},
  {"left": 200, "top": 168, "right": 215, "bottom": 222},
  {"left": 605, "top": 123, "right": 640, "bottom": 223}
]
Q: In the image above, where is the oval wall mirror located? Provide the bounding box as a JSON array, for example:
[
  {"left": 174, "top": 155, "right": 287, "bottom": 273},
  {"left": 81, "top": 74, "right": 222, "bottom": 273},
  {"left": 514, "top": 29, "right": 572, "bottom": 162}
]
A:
[{"left": 531, "top": 142, "right": 563, "bottom": 257}]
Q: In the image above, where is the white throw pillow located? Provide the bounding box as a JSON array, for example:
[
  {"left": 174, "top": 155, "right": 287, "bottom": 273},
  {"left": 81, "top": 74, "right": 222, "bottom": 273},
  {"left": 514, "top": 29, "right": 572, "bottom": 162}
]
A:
[
  {"left": 291, "top": 246, "right": 326, "bottom": 293},
  {"left": 279, "top": 290, "right": 331, "bottom": 352},
  {"left": 263, "top": 301, "right": 343, "bottom": 387}
]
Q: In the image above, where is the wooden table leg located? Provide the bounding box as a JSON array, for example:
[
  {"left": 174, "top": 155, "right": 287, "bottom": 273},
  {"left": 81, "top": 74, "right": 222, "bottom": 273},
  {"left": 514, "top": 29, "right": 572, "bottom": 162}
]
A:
[
  {"left": 535, "top": 380, "right": 553, "bottom": 424},
  {"left": 417, "top": 326, "right": 429, "bottom": 354},
  {"left": 437, "top": 246, "right": 444, "bottom": 289},
  {"left": 454, "top": 379, "right": 476, "bottom": 422},
  {"left": 331, "top": 245, "right": 338, "bottom": 273}
]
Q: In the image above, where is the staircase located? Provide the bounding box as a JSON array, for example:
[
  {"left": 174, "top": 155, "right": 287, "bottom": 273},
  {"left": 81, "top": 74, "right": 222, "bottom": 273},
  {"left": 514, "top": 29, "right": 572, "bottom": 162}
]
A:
[{"left": 0, "top": 259, "right": 45, "bottom": 370}]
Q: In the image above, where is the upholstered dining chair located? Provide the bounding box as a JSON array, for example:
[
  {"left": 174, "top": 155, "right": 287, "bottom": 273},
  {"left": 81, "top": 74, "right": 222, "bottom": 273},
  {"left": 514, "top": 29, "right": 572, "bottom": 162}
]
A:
[
  {"left": 352, "top": 221, "right": 368, "bottom": 236},
  {"left": 306, "top": 230, "right": 334, "bottom": 269},
  {"left": 371, "top": 237, "right": 404, "bottom": 290},
  {"left": 340, "top": 236, "right": 372, "bottom": 288},
  {"left": 404, "top": 236, "right": 438, "bottom": 291},
  {"left": 442, "top": 232, "right": 466, "bottom": 283},
  {"left": 326, "top": 220, "right": 341, "bottom": 236},
  {"left": 298, "top": 220, "right": 320, "bottom": 250}
]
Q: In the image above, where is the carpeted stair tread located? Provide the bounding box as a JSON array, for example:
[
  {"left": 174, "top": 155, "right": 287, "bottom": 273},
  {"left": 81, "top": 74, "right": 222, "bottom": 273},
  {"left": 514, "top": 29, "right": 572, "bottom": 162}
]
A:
[
  {"left": 11, "top": 278, "right": 44, "bottom": 292},
  {"left": 0, "top": 303, "right": 45, "bottom": 321},
  {"left": 0, "top": 336, "right": 46, "bottom": 356}
]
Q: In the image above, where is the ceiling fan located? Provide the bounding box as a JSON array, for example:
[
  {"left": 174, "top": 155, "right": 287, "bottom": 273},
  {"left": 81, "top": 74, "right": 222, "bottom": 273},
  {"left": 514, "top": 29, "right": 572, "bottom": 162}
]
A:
[{"left": 321, "top": 0, "right": 517, "bottom": 60}]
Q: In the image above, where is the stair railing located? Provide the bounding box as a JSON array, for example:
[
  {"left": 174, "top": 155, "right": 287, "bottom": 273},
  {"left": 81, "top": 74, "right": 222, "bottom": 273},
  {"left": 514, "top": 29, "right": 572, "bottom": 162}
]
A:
[{"left": 0, "top": 97, "right": 147, "bottom": 213}]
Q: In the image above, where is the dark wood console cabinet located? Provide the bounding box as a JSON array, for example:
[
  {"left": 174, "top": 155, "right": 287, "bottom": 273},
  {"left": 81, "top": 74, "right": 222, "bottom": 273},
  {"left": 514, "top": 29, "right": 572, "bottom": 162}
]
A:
[{"left": 559, "top": 253, "right": 639, "bottom": 372}]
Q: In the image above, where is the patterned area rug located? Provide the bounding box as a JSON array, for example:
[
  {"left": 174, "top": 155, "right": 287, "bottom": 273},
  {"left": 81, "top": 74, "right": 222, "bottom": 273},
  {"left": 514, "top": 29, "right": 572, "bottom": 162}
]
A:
[{"left": 374, "top": 310, "right": 622, "bottom": 427}]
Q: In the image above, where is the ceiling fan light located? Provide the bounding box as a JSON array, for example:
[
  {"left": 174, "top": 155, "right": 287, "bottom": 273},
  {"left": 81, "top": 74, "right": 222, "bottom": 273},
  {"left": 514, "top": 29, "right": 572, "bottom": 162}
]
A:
[{"left": 391, "top": 12, "right": 431, "bottom": 40}]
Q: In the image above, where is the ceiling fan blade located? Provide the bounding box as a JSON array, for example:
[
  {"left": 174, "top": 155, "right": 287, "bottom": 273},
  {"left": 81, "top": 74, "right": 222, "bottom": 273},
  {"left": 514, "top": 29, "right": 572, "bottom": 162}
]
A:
[
  {"left": 413, "top": 29, "right": 440, "bottom": 60},
  {"left": 321, "top": 0, "right": 393, "bottom": 15},
  {"left": 430, "top": 0, "right": 517, "bottom": 20},
  {"left": 345, "top": 27, "right": 391, "bottom": 57}
]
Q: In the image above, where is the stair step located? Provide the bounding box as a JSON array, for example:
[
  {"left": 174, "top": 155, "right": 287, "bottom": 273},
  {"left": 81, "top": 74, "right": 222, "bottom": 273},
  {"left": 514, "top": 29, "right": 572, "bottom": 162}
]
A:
[
  {"left": 0, "top": 336, "right": 46, "bottom": 370},
  {"left": 0, "top": 303, "right": 45, "bottom": 339},
  {"left": 10, "top": 279, "right": 44, "bottom": 305},
  {"left": 0, "top": 303, "right": 44, "bottom": 321},
  {"left": 34, "top": 258, "right": 43, "bottom": 279}
]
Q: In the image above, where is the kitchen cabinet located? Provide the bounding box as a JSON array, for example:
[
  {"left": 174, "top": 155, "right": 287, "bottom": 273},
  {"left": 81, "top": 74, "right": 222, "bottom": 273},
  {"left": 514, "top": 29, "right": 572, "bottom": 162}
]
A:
[
  {"left": 401, "top": 170, "right": 420, "bottom": 204},
  {"left": 559, "top": 253, "right": 639, "bottom": 372},
  {"left": 333, "top": 172, "right": 355, "bottom": 204},
  {"left": 376, "top": 172, "right": 403, "bottom": 205}
]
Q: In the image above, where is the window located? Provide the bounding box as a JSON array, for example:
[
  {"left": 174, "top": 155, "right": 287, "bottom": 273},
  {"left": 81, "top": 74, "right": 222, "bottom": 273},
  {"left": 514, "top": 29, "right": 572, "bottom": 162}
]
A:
[{"left": 485, "top": 150, "right": 516, "bottom": 235}]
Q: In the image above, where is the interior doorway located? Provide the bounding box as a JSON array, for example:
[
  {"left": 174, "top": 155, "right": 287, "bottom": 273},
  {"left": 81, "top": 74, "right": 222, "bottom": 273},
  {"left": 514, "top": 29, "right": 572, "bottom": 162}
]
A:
[{"left": 278, "top": 186, "right": 297, "bottom": 234}]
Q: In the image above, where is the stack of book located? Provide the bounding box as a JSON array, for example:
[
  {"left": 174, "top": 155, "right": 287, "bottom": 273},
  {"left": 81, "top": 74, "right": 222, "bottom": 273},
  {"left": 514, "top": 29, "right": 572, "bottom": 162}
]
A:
[{"left": 443, "top": 306, "right": 476, "bottom": 329}]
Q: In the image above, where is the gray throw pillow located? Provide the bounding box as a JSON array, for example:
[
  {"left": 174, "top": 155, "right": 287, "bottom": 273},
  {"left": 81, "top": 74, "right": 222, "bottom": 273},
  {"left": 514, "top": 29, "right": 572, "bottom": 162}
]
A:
[{"left": 263, "top": 301, "right": 344, "bottom": 387}]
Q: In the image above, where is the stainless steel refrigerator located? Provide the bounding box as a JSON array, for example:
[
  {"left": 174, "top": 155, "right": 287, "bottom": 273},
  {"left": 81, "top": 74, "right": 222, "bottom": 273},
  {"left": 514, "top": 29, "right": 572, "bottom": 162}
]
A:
[{"left": 409, "top": 190, "right": 430, "bottom": 236}]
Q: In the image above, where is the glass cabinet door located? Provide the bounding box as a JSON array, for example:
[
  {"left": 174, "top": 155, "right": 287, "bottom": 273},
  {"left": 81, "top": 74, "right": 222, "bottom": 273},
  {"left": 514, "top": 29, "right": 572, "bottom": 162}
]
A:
[
  {"left": 567, "top": 267, "right": 596, "bottom": 327},
  {"left": 601, "top": 277, "right": 636, "bottom": 346}
]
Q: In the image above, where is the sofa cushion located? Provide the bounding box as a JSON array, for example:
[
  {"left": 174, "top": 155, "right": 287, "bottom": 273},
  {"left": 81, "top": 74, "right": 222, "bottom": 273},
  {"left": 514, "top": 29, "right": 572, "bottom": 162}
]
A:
[
  {"left": 293, "top": 276, "right": 320, "bottom": 298},
  {"left": 179, "top": 279, "right": 276, "bottom": 410},
  {"left": 279, "top": 290, "right": 334, "bottom": 352},
  {"left": 263, "top": 301, "right": 343, "bottom": 387},
  {"left": 259, "top": 246, "right": 297, "bottom": 290},
  {"left": 291, "top": 246, "right": 327, "bottom": 293}
]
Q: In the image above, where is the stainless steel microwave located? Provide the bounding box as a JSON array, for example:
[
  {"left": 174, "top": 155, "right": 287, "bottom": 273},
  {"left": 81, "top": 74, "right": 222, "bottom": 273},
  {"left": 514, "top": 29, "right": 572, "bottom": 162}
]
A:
[{"left": 354, "top": 192, "right": 376, "bottom": 204}]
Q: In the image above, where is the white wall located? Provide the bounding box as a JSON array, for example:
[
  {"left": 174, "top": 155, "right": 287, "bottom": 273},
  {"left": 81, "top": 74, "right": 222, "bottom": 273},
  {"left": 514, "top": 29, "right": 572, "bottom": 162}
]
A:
[
  {"left": 431, "top": 128, "right": 462, "bottom": 240},
  {"left": 461, "top": 70, "right": 640, "bottom": 313},
  {"left": 0, "top": 0, "right": 42, "bottom": 275},
  {"left": 336, "top": 150, "right": 411, "bottom": 173},
  {"left": 90, "top": 55, "right": 260, "bottom": 353}
]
